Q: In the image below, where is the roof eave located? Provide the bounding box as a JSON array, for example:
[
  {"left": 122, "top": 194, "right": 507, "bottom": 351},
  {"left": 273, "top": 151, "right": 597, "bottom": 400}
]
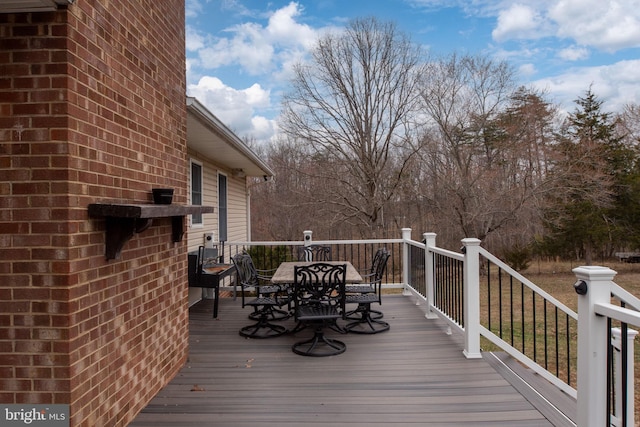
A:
[{"left": 186, "top": 97, "right": 274, "bottom": 178}]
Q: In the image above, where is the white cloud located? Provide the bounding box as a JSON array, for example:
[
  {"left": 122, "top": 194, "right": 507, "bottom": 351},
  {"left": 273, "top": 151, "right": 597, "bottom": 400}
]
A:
[
  {"left": 549, "top": 0, "right": 640, "bottom": 51},
  {"left": 519, "top": 63, "right": 537, "bottom": 76},
  {"left": 243, "top": 83, "right": 271, "bottom": 108},
  {"left": 185, "top": 25, "right": 206, "bottom": 52},
  {"left": 184, "top": 1, "right": 332, "bottom": 143},
  {"left": 196, "top": 23, "right": 275, "bottom": 75},
  {"left": 484, "top": 0, "right": 640, "bottom": 52},
  {"left": 219, "top": 0, "right": 252, "bottom": 16},
  {"left": 187, "top": 76, "right": 276, "bottom": 141},
  {"left": 187, "top": 1, "right": 319, "bottom": 77},
  {"left": 556, "top": 45, "right": 590, "bottom": 61},
  {"left": 251, "top": 116, "right": 277, "bottom": 141},
  {"left": 266, "top": 2, "right": 318, "bottom": 49},
  {"left": 408, "top": 0, "right": 640, "bottom": 52},
  {"left": 532, "top": 59, "right": 640, "bottom": 112},
  {"left": 492, "top": 45, "right": 543, "bottom": 61},
  {"left": 185, "top": 0, "right": 203, "bottom": 19},
  {"left": 492, "top": 4, "right": 547, "bottom": 42},
  {"left": 186, "top": 58, "right": 196, "bottom": 79}
]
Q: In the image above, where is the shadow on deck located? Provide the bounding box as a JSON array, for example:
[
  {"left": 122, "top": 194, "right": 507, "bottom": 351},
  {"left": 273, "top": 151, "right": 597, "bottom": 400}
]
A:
[{"left": 130, "top": 295, "right": 576, "bottom": 427}]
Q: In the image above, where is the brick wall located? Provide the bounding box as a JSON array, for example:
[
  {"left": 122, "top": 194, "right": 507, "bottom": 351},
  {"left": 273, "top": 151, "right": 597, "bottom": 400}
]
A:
[{"left": 0, "top": 1, "right": 188, "bottom": 425}]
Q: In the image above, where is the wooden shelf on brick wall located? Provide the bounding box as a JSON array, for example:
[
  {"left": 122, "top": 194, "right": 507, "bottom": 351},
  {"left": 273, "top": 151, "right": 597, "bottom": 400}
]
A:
[{"left": 88, "top": 203, "right": 214, "bottom": 260}]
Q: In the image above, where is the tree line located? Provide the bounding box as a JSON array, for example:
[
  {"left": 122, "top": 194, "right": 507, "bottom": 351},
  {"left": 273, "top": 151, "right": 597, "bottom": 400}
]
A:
[{"left": 248, "top": 17, "right": 640, "bottom": 266}]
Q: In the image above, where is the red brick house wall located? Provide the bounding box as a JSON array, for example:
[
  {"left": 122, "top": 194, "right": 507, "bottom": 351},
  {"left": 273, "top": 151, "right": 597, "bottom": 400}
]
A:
[{"left": 0, "top": 1, "right": 189, "bottom": 425}]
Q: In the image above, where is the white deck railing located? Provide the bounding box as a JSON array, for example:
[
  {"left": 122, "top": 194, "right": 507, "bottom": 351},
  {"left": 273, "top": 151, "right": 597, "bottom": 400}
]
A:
[
  {"left": 222, "top": 228, "right": 639, "bottom": 426},
  {"left": 574, "top": 267, "right": 640, "bottom": 427}
]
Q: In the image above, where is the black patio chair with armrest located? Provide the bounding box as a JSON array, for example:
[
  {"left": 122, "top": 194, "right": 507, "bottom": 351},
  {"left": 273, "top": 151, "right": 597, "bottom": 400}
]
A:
[
  {"left": 297, "top": 244, "right": 332, "bottom": 261},
  {"left": 292, "top": 263, "right": 347, "bottom": 356},
  {"left": 345, "top": 247, "right": 387, "bottom": 295},
  {"left": 344, "top": 247, "right": 390, "bottom": 334},
  {"left": 345, "top": 247, "right": 389, "bottom": 321},
  {"left": 232, "top": 253, "right": 288, "bottom": 339},
  {"left": 243, "top": 253, "right": 291, "bottom": 321}
]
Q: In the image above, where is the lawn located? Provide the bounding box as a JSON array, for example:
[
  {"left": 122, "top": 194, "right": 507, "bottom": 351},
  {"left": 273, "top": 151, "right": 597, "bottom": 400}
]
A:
[{"left": 522, "top": 258, "right": 640, "bottom": 311}]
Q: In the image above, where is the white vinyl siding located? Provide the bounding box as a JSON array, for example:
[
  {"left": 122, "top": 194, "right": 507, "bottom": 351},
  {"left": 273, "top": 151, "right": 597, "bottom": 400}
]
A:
[
  {"left": 226, "top": 174, "right": 248, "bottom": 242},
  {"left": 185, "top": 153, "right": 251, "bottom": 307},
  {"left": 186, "top": 149, "right": 249, "bottom": 252}
]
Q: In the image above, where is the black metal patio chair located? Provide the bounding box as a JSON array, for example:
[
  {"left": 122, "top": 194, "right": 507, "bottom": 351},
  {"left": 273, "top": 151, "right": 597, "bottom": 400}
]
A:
[
  {"left": 232, "top": 253, "right": 288, "bottom": 339},
  {"left": 292, "top": 263, "right": 347, "bottom": 356},
  {"left": 344, "top": 247, "right": 390, "bottom": 334},
  {"left": 297, "top": 244, "right": 332, "bottom": 262},
  {"left": 344, "top": 247, "right": 388, "bottom": 321},
  {"left": 244, "top": 254, "right": 290, "bottom": 322}
]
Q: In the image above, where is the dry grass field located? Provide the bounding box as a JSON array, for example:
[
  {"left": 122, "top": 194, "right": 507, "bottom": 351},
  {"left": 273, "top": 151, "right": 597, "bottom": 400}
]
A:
[{"left": 522, "top": 259, "right": 640, "bottom": 311}]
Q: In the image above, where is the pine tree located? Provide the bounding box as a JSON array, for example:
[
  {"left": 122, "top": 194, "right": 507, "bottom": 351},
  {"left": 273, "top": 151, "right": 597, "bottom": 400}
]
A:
[{"left": 542, "top": 88, "right": 624, "bottom": 263}]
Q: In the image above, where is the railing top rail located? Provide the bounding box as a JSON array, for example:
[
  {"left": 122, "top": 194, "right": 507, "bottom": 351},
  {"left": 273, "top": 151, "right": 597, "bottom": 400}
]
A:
[
  {"left": 479, "top": 247, "right": 578, "bottom": 320},
  {"left": 224, "top": 238, "right": 404, "bottom": 246},
  {"left": 430, "top": 246, "right": 464, "bottom": 261},
  {"left": 311, "top": 238, "right": 405, "bottom": 245},
  {"left": 405, "top": 239, "right": 426, "bottom": 249},
  {"left": 595, "top": 302, "right": 640, "bottom": 328},
  {"left": 225, "top": 240, "right": 304, "bottom": 246},
  {"left": 611, "top": 282, "right": 640, "bottom": 312}
]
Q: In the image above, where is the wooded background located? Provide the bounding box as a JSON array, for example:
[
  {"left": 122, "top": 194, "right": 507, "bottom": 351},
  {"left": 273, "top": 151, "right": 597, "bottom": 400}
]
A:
[{"left": 248, "top": 17, "right": 640, "bottom": 266}]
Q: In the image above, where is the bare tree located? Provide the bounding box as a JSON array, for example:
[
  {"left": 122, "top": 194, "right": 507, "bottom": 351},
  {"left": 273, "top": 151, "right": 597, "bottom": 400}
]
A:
[
  {"left": 249, "top": 138, "right": 319, "bottom": 240},
  {"left": 418, "top": 53, "right": 559, "bottom": 245},
  {"left": 280, "top": 17, "right": 427, "bottom": 237},
  {"left": 617, "top": 103, "right": 640, "bottom": 146}
]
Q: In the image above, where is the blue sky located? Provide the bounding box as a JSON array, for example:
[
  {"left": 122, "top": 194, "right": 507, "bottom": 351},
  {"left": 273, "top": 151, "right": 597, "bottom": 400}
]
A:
[{"left": 185, "top": 0, "right": 640, "bottom": 143}]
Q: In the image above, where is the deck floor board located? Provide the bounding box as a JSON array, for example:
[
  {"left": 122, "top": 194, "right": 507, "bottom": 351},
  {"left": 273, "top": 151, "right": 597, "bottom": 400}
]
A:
[{"left": 130, "top": 295, "right": 571, "bottom": 426}]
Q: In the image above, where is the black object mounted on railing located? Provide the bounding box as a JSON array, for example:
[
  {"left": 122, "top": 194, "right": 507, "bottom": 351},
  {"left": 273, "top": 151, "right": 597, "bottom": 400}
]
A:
[{"left": 574, "top": 280, "right": 588, "bottom": 295}]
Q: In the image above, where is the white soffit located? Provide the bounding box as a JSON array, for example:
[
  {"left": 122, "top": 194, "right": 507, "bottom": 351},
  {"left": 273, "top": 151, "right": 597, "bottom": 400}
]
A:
[
  {"left": 186, "top": 97, "right": 273, "bottom": 178},
  {"left": 0, "top": 0, "right": 73, "bottom": 13}
]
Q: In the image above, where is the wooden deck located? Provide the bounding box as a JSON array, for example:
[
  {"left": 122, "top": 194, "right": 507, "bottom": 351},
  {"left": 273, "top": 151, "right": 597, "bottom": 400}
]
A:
[{"left": 130, "top": 295, "right": 575, "bottom": 427}]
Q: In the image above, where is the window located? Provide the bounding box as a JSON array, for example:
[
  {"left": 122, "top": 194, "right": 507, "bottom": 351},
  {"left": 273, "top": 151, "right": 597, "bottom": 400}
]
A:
[
  {"left": 191, "top": 161, "right": 203, "bottom": 226},
  {"left": 218, "top": 173, "right": 228, "bottom": 241}
]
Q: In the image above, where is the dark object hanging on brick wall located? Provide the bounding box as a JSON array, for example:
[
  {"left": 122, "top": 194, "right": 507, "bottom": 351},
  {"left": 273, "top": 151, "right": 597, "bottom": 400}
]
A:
[{"left": 152, "top": 188, "right": 174, "bottom": 204}]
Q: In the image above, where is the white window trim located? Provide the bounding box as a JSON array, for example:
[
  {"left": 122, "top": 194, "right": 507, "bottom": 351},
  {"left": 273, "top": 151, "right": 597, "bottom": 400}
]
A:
[
  {"left": 218, "top": 172, "right": 228, "bottom": 241},
  {"left": 190, "top": 159, "right": 204, "bottom": 229}
]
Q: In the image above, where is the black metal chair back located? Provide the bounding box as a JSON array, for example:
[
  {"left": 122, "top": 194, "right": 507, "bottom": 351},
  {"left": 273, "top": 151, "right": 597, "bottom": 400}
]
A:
[
  {"left": 297, "top": 245, "right": 332, "bottom": 262},
  {"left": 292, "top": 262, "right": 347, "bottom": 356},
  {"left": 231, "top": 253, "right": 259, "bottom": 304},
  {"left": 347, "top": 247, "right": 390, "bottom": 294},
  {"left": 293, "top": 263, "right": 346, "bottom": 312},
  {"left": 372, "top": 247, "right": 390, "bottom": 286}
]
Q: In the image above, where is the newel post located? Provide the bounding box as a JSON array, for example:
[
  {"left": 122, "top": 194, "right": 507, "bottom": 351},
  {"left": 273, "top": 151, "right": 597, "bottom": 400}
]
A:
[
  {"left": 423, "top": 233, "right": 438, "bottom": 319},
  {"left": 303, "top": 230, "right": 313, "bottom": 246},
  {"left": 573, "top": 266, "right": 616, "bottom": 427},
  {"left": 462, "top": 238, "right": 482, "bottom": 359}
]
